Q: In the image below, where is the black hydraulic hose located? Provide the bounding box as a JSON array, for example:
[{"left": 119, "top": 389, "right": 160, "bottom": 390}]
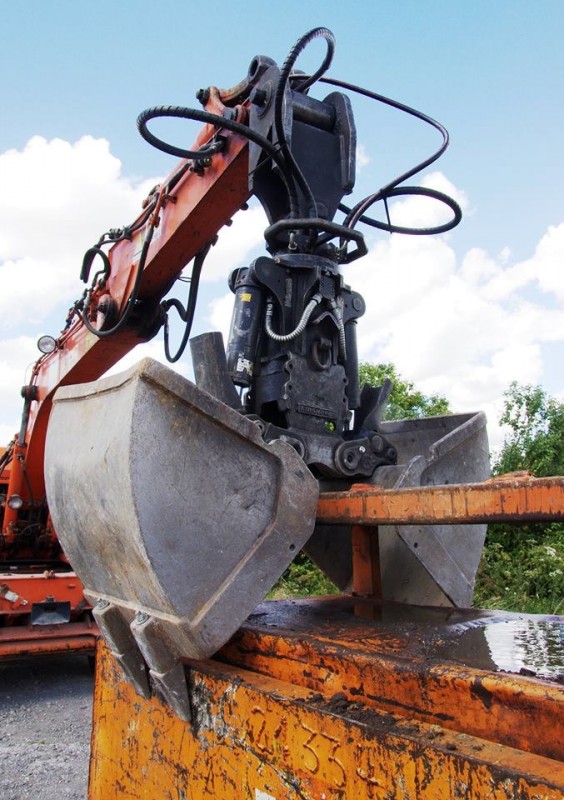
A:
[
  {"left": 136, "top": 105, "right": 299, "bottom": 218},
  {"left": 319, "top": 75, "right": 449, "bottom": 198},
  {"left": 273, "top": 28, "right": 336, "bottom": 220},
  {"left": 287, "top": 28, "right": 335, "bottom": 94},
  {"left": 81, "top": 213, "right": 157, "bottom": 338},
  {"left": 80, "top": 202, "right": 157, "bottom": 284},
  {"left": 162, "top": 244, "right": 210, "bottom": 363},
  {"left": 311, "top": 75, "right": 460, "bottom": 235},
  {"left": 0, "top": 444, "right": 13, "bottom": 471},
  {"left": 20, "top": 459, "right": 35, "bottom": 506},
  {"left": 344, "top": 186, "right": 462, "bottom": 236},
  {"left": 80, "top": 246, "right": 111, "bottom": 284},
  {"left": 264, "top": 217, "right": 367, "bottom": 262}
]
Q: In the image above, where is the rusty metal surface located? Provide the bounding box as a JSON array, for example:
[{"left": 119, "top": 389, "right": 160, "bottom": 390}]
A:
[
  {"left": 351, "top": 525, "right": 382, "bottom": 599},
  {"left": 317, "top": 475, "right": 564, "bottom": 525},
  {"left": 220, "top": 597, "right": 564, "bottom": 762},
  {"left": 90, "top": 640, "right": 564, "bottom": 799},
  {"left": 0, "top": 620, "right": 97, "bottom": 657}
]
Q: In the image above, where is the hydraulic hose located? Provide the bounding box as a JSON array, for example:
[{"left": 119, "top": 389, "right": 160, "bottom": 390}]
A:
[
  {"left": 345, "top": 185, "right": 462, "bottom": 236},
  {"left": 162, "top": 244, "right": 210, "bottom": 363},
  {"left": 328, "top": 298, "right": 347, "bottom": 360},
  {"left": 273, "top": 28, "right": 336, "bottom": 220},
  {"left": 284, "top": 73, "right": 462, "bottom": 238},
  {"left": 81, "top": 212, "right": 156, "bottom": 338},
  {"left": 137, "top": 105, "right": 299, "bottom": 217},
  {"left": 265, "top": 293, "right": 322, "bottom": 343}
]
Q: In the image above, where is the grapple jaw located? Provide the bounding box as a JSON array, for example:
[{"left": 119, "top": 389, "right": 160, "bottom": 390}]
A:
[
  {"left": 307, "top": 412, "right": 491, "bottom": 607},
  {"left": 45, "top": 358, "right": 319, "bottom": 718}
]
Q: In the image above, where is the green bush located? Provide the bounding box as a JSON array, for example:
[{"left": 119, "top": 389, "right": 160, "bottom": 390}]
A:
[
  {"left": 474, "top": 383, "right": 563, "bottom": 614},
  {"left": 474, "top": 525, "right": 564, "bottom": 614},
  {"left": 270, "top": 553, "right": 338, "bottom": 599}
]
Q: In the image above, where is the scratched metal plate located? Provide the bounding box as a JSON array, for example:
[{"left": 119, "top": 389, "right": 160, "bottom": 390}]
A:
[{"left": 45, "top": 358, "right": 318, "bottom": 675}]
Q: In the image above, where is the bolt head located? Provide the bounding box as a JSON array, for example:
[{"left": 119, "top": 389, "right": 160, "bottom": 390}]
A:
[{"left": 250, "top": 87, "right": 267, "bottom": 107}]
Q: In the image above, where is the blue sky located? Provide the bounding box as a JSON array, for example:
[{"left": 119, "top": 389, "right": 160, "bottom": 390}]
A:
[{"left": 1, "top": 1, "right": 563, "bottom": 450}]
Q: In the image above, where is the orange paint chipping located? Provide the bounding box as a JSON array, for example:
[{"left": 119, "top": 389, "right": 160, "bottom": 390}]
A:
[
  {"left": 90, "top": 641, "right": 564, "bottom": 799},
  {"left": 317, "top": 475, "right": 564, "bottom": 525}
]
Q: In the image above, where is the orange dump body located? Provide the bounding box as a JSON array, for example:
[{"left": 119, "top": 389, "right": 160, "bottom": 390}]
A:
[
  {"left": 89, "top": 477, "right": 564, "bottom": 799},
  {"left": 91, "top": 598, "right": 563, "bottom": 800}
]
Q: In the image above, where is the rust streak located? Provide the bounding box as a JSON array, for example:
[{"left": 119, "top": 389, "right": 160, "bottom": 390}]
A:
[{"left": 317, "top": 476, "right": 564, "bottom": 525}]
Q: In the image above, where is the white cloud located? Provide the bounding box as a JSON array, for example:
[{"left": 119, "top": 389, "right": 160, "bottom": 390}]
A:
[
  {"left": 0, "top": 335, "right": 40, "bottom": 442},
  {"left": 207, "top": 291, "right": 234, "bottom": 343},
  {"left": 0, "top": 135, "right": 162, "bottom": 436},
  {"left": 0, "top": 137, "right": 562, "bottom": 464},
  {"left": 518, "top": 222, "right": 564, "bottom": 303},
  {"left": 0, "top": 136, "right": 159, "bottom": 331},
  {"left": 384, "top": 171, "right": 470, "bottom": 232},
  {"left": 105, "top": 339, "right": 191, "bottom": 381},
  {"left": 465, "top": 223, "right": 564, "bottom": 305},
  {"left": 356, "top": 144, "right": 371, "bottom": 171},
  {"left": 345, "top": 178, "right": 564, "bottom": 449},
  {"left": 199, "top": 204, "right": 266, "bottom": 283}
]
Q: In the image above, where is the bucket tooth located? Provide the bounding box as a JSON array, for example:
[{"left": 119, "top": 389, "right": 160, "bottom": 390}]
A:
[
  {"left": 91, "top": 601, "right": 150, "bottom": 698},
  {"left": 45, "top": 358, "right": 319, "bottom": 689},
  {"left": 148, "top": 662, "right": 192, "bottom": 722}
]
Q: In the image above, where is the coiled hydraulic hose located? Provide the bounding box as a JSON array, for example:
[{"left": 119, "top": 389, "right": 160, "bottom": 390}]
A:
[
  {"left": 265, "top": 293, "right": 322, "bottom": 343},
  {"left": 136, "top": 105, "right": 300, "bottom": 218},
  {"left": 315, "top": 74, "right": 462, "bottom": 236}
]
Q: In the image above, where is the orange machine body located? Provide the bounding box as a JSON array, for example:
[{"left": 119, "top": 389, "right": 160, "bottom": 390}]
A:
[{"left": 0, "top": 92, "right": 251, "bottom": 657}]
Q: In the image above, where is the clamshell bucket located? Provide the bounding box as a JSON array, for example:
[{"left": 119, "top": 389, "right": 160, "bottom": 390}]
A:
[
  {"left": 45, "top": 358, "right": 318, "bottom": 718},
  {"left": 306, "top": 412, "right": 490, "bottom": 607}
]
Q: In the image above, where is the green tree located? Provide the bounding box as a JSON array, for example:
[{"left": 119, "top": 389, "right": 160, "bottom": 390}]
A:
[
  {"left": 494, "top": 382, "right": 563, "bottom": 477},
  {"left": 474, "top": 383, "right": 563, "bottom": 614},
  {"left": 358, "top": 362, "right": 450, "bottom": 420}
]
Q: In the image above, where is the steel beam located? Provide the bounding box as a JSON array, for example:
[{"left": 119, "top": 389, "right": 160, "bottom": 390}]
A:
[{"left": 317, "top": 475, "right": 564, "bottom": 525}]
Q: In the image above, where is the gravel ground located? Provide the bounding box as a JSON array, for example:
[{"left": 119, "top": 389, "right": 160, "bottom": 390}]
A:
[{"left": 0, "top": 654, "right": 94, "bottom": 800}]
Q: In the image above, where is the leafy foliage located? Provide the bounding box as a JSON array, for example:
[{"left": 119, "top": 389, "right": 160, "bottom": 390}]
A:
[
  {"left": 473, "top": 528, "right": 564, "bottom": 614},
  {"left": 268, "top": 553, "right": 338, "bottom": 599},
  {"left": 474, "top": 383, "right": 564, "bottom": 614},
  {"left": 494, "top": 382, "right": 563, "bottom": 478},
  {"left": 358, "top": 362, "right": 450, "bottom": 420}
]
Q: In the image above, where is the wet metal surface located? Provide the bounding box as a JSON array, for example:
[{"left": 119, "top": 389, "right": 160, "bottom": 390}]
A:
[
  {"left": 219, "top": 597, "right": 564, "bottom": 761},
  {"left": 433, "top": 615, "right": 564, "bottom": 680},
  {"left": 241, "top": 597, "right": 564, "bottom": 680}
]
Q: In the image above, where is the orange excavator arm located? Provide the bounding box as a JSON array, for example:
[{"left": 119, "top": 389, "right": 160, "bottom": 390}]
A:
[{"left": 10, "top": 90, "right": 251, "bottom": 510}]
